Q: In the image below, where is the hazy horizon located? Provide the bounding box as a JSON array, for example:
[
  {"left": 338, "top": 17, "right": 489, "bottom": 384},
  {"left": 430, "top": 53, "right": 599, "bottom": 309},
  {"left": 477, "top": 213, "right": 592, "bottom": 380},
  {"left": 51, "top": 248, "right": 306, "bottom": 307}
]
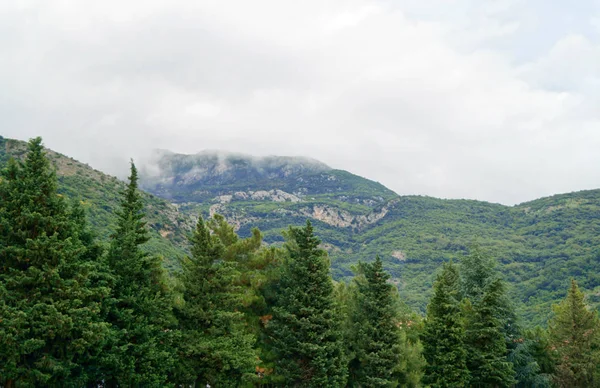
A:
[{"left": 2, "top": 1, "right": 599, "bottom": 205}]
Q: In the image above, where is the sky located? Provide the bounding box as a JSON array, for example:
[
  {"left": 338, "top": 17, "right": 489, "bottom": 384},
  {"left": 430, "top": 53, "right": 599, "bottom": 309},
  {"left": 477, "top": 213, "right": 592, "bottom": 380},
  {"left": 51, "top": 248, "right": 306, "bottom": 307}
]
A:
[{"left": 1, "top": 0, "right": 599, "bottom": 205}]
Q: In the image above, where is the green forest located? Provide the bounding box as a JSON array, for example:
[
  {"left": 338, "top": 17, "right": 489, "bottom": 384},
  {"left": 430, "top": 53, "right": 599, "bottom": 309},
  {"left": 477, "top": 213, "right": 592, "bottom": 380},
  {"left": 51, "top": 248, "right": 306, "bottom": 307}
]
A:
[{"left": 2, "top": 138, "right": 600, "bottom": 387}]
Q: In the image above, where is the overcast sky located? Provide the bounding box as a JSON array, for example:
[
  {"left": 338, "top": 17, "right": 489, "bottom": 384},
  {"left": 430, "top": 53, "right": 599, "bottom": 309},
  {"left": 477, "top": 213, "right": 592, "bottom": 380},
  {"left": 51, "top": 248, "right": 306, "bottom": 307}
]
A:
[{"left": 1, "top": 0, "right": 599, "bottom": 205}]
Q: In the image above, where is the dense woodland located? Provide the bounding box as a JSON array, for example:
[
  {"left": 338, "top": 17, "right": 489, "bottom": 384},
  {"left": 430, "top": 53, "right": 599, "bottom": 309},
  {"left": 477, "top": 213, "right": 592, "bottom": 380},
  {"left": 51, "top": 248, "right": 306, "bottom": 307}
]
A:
[{"left": 2, "top": 138, "right": 600, "bottom": 387}]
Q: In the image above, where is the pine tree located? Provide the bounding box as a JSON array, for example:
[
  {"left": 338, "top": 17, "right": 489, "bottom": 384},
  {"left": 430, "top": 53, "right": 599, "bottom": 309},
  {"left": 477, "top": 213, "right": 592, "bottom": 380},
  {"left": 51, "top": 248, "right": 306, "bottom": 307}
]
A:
[
  {"left": 421, "top": 262, "right": 469, "bottom": 388},
  {"left": 548, "top": 279, "right": 600, "bottom": 387},
  {"left": 101, "top": 161, "right": 176, "bottom": 387},
  {"left": 0, "top": 137, "right": 110, "bottom": 387},
  {"left": 268, "top": 220, "right": 347, "bottom": 387},
  {"left": 206, "top": 213, "right": 284, "bottom": 384},
  {"left": 464, "top": 278, "right": 515, "bottom": 387},
  {"left": 460, "top": 247, "right": 519, "bottom": 386},
  {"left": 460, "top": 248, "right": 496, "bottom": 303},
  {"left": 348, "top": 256, "right": 404, "bottom": 387},
  {"left": 461, "top": 247, "right": 518, "bottom": 339},
  {"left": 509, "top": 329, "right": 552, "bottom": 388},
  {"left": 174, "top": 216, "right": 256, "bottom": 386}
]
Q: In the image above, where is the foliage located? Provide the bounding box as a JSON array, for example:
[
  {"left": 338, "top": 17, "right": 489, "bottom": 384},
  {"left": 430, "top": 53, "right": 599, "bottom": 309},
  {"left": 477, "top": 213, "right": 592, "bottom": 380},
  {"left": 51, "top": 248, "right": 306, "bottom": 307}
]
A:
[
  {"left": 347, "top": 256, "right": 405, "bottom": 387},
  {"left": 101, "top": 162, "right": 177, "bottom": 386},
  {"left": 174, "top": 216, "right": 256, "bottom": 386},
  {"left": 421, "top": 262, "right": 469, "bottom": 387},
  {"left": 548, "top": 279, "right": 600, "bottom": 387},
  {"left": 5, "top": 136, "right": 600, "bottom": 387},
  {"left": 0, "top": 137, "right": 111, "bottom": 387},
  {"left": 0, "top": 136, "right": 193, "bottom": 272},
  {"left": 5, "top": 136, "right": 600, "bottom": 326},
  {"left": 509, "top": 330, "right": 553, "bottom": 388},
  {"left": 463, "top": 279, "right": 516, "bottom": 387},
  {"left": 267, "top": 220, "right": 348, "bottom": 387}
]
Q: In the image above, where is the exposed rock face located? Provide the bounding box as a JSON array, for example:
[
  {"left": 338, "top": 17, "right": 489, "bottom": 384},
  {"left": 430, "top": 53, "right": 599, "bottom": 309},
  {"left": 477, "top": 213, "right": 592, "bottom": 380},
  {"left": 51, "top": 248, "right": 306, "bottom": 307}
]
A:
[
  {"left": 249, "top": 190, "right": 301, "bottom": 202},
  {"left": 296, "top": 203, "right": 391, "bottom": 228},
  {"left": 301, "top": 205, "right": 355, "bottom": 227}
]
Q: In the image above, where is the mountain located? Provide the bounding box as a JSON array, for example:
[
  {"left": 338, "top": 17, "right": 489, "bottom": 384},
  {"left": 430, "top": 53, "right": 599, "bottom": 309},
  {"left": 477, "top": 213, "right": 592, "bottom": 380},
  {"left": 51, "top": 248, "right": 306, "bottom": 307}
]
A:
[
  {"left": 139, "top": 149, "right": 600, "bottom": 325},
  {"left": 3, "top": 136, "right": 600, "bottom": 325}
]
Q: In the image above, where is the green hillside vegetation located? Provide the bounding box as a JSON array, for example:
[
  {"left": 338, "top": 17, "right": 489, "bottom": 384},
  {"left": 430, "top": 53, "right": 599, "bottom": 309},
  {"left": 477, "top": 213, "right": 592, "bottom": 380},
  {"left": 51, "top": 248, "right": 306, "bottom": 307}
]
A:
[
  {"left": 136, "top": 148, "right": 600, "bottom": 326},
  {"left": 0, "top": 136, "right": 193, "bottom": 270},
  {"left": 3, "top": 136, "right": 600, "bottom": 387},
  {"left": 3, "top": 135, "right": 600, "bottom": 326}
]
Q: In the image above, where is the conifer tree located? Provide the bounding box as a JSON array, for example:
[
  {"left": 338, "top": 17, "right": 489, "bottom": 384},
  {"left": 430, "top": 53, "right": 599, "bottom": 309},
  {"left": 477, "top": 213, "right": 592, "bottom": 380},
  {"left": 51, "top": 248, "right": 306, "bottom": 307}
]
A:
[
  {"left": 464, "top": 278, "right": 515, "bottom": 387},
  {"left": 348, "top": 256, "right": 404, "bottom": 387},
  {"left": 102, "top": 161, "right": 176, "bottom": 386},
  {"left": 0, "top": 137, "right": 110, "bottom": 387},
  {"left": 174, "top": 216, "right": 256, "bottom": 386},
  {"left": 548, "top": 279, "right": 600, "bottom": 387},
  {"left": 268, "top": 220, "right": 347, "bottom": 387},
  {"left": 460, "top": 247, "right": 519, "bottom": 386},
  {"left": 509, "top": 330, "right": 552, "bottom": 388},
  {"left": 421, "top": 262, "right": 469, "bottom": 388},
  {"left": 206, "top": 213, "right": 284, "bottom": 383}
]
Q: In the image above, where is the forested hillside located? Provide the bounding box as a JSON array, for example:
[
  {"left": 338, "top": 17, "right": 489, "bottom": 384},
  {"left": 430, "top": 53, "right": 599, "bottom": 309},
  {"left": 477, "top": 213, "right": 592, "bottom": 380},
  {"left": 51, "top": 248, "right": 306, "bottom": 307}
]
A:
[
  {"left": 0, "top": 136, "right": 193, "bottom": 270},
  {"left": 3, "top": 135, "right": 600, "bottom": 325},
  {"left": 139, "top": 148, "right": 600, "bottom": 325},
  {"left": 2, "top": 136, "right": 600, "bottom": 387}
]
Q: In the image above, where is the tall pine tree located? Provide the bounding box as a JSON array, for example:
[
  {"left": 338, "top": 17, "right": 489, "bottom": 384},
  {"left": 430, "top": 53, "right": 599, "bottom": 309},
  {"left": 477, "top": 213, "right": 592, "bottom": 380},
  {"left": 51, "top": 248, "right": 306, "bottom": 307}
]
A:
[
  {"left": 101, "top": 161, "right": 176, "bottom": 387},
  {"left": 460, "top": 247, "right": 516, "bottom": 387},
  {"left": 348, "top": 256, "right": 404, "bottom": 387},
  {"left": 548, "top": 279, "right": 600, "bottom": 387},
  {"left": 421, "top": 261, "right": 469, "bottom": 388},
  {"left": 0, "top": 137, "right": 110, "bottom": 387},
  {"left": 268, "top": 220, "right": 347, "bottom": 386},
  {"left": 174, "top": 216, "right": 256, "bottom": 386},
  {"left": 464, "top": 278, "right": 515, "bottom": 387}
]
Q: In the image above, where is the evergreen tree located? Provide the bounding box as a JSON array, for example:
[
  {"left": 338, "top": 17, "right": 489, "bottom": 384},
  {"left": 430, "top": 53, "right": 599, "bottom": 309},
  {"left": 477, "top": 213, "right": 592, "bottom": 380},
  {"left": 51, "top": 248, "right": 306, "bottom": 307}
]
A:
[
  {"left": 460, "top": 247, "right": 520, "bottom": 386},
  {"left": 102, "top": 161, "right": 176, "bottom": 387},
  {"left": 421, "top": 262, "right": 469, "bottom": 388},
  {"left": 268, "top": 220, "right": 347, "bottom": 386},
  {"left": 460, "top": 248, "right": 496, "bottom": 303},
  {"left": 348, "top": 256, "right": 404, "bottom": 387},
  {"left": 174, "top": 216, "right": 256, "bottom": 386},
  {"left": 464, "top": 279, "right": 516, "bottom": 387},
  {"left": 207, "top": 213, "right": 284, "bottom": 384},
  {"left": 548, "top": 279, "right": 600, "bottom": 387},
  {"left": 0, "top": 137, "right": 110, "bottom": 387},
  {"left": 509, "top": 331, "right": 552, "bottom": 388}
]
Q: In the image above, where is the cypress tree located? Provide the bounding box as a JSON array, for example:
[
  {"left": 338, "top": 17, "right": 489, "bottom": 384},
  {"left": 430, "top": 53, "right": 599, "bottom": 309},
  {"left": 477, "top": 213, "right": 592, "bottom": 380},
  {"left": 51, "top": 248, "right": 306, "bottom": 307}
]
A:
[
  {"left": 0, "top": 137, "right": 110, "bottom": 387},
  {"left": 174, "top": 216, "right": 256, "bottom": 386},
  {"left": 421, "top": 261, "right": 469, "bottom": 388},
  {"left": 102, "top": 161, "right": 176, "bottom": 387},
  {"left": 348, "top": 256, "right": 404, "bottom": 387},
  {"left": 548, "top": 279, "right": 600, "bottom": 387},
  {"left": 268, "top": 220, "right": 347, "bottom": 386}
]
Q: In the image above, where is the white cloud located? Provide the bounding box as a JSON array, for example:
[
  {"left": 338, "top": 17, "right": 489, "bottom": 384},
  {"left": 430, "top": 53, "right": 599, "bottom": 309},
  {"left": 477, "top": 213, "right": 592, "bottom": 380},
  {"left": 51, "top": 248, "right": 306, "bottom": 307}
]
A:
[{"left": 1, "top": 0, "right": 600, "bottom": 204}]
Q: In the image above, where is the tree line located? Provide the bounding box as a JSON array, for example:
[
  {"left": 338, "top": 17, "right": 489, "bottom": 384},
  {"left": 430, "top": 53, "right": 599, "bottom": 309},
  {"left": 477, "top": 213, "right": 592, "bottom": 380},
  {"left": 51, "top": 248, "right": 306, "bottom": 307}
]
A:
[{"left": 1, "top": 138, "right": 599, "bottom": 387}]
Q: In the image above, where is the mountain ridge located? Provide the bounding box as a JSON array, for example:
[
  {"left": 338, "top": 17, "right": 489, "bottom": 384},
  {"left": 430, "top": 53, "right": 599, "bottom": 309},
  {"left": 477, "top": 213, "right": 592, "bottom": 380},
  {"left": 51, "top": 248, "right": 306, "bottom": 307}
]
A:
[{"left": 3, "top": 134, "right": 600, "bottom": 325}]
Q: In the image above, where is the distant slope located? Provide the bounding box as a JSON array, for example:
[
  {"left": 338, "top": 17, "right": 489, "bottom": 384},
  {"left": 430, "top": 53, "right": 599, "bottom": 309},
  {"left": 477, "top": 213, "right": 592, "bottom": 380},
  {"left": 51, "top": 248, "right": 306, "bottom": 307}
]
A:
[
  {"left": 139, "top": 148, "right": 600, "bottom": 326},
  {"left": 0, "top": 136, "right": 193, "bottom": 270},
  {"left": 140, "top": 149, "right": 396, "bottom": 202},
  {"left": 4, "top": 136, "right": 600, "bottom": 325}
]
